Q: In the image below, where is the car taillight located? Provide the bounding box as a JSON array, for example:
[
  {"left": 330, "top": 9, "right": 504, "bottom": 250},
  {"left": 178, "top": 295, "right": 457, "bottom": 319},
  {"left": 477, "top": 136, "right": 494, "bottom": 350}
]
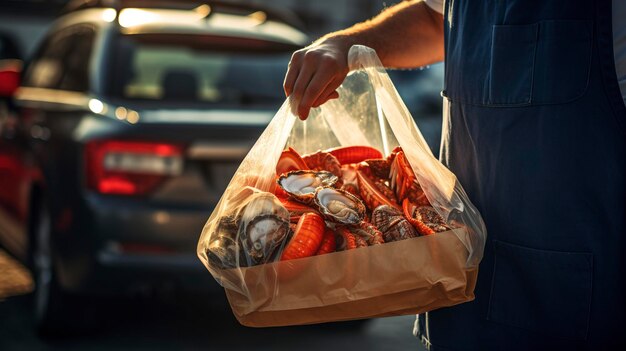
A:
[{"left": 85, "top": 140, "right": 183, "bottom": 196}]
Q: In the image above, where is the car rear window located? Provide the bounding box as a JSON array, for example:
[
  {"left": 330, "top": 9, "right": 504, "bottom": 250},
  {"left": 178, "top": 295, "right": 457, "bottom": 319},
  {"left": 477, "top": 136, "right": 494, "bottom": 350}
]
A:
[{"left": 109, "top": 34, "right": 294, "bottom": 107}]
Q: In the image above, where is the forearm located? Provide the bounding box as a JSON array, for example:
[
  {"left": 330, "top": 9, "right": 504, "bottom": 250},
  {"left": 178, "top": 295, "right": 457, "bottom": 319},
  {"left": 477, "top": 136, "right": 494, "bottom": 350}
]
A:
[
  {"left": 319, "top": 0, "right": 444, "bottom": 69},
  {"left": 284, "top": 1, "right": 444, "bottom": 119}
]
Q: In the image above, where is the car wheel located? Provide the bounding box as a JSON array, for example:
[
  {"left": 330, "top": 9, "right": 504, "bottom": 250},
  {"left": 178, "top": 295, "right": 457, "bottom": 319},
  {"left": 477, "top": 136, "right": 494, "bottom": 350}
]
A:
[
  {"left": 32, "top": 202, "right": 61, "bottom": 334},
  {"left": 31, "top": 202, "right": 83, "bottom": 337},
  {"left": 31, "top": 201, "right": 99, "bottom": 337}
]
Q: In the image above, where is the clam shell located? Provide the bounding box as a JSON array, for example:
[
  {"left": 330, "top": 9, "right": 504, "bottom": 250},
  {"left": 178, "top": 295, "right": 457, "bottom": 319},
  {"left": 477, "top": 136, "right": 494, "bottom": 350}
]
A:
[
  {"left": 372, "top": 205, "right": 418, "bottom": 242},
  {"left": 277, "top": 170, "right": 338, "bottom": 204},
  {"left": 314, "top": 188, "right": 366, "bottom": 225}
]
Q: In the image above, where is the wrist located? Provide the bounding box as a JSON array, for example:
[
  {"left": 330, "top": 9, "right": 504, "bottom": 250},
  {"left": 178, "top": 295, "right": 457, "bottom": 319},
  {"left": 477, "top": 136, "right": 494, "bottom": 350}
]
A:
[{"left": 317, "top": 32, "right": 357, "bottom": 51}]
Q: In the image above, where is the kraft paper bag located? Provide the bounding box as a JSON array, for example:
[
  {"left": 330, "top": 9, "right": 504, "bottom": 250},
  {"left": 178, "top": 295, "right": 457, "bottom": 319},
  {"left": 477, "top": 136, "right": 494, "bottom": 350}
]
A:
[{"left": 224, "top": 230, "right": 477, "bottom": 327}]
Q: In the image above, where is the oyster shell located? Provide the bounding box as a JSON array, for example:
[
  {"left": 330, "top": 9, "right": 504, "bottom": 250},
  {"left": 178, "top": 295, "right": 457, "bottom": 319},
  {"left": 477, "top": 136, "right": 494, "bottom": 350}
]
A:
[
  {"left": 277, "top": 170, "right": 338, "bottom": 204},
  {"left": 239, "top": 192, "right": 290, "bottom": 265},
  {"left": 314, "top": 188, "right": 366, "bottom": 225},
  {"left": 207, "top": 215, "right": 244, "bottom": 269}
]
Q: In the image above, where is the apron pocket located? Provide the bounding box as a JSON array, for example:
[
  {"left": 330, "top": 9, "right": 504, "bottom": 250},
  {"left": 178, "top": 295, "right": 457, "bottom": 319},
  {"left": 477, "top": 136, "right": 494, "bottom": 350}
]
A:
[
  {"left": 489, "top": 24, "right": 538, "bottom": 105},
  {"left": 487, "top": 240, "right": 592, "bottom": 340}
]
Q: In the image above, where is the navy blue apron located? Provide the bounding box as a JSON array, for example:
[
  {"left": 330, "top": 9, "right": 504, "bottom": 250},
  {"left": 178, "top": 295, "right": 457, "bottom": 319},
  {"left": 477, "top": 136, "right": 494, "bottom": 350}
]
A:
[{"left": 416, "top": 0, "right": 626, "bottom": 349}]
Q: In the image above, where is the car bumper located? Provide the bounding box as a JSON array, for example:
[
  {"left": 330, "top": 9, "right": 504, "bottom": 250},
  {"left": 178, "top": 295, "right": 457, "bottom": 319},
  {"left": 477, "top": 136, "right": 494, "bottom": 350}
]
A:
[{"left": 54, "top": 193, "right": 222, "bottom": 295}]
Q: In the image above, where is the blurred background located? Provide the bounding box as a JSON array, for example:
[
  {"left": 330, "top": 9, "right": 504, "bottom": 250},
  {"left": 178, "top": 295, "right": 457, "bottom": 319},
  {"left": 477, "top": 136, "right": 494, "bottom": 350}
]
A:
[{"left": 0, "top": 0, "right": 442, "bottom": 349}]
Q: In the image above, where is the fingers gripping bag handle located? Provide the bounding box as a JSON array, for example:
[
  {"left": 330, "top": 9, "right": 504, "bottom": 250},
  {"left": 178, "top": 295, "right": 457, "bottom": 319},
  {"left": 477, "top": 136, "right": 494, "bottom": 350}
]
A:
[{"left": 197, "top": 45, "right": 487, "bottom": 325}]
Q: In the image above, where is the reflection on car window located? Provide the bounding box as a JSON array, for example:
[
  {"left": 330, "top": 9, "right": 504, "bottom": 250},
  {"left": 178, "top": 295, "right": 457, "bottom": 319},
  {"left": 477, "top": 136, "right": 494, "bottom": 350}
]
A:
[
  {"left": 23, "top": 26, "right": 95, "bottom": 92},
  {"left": 112, "top": 36, "right": 290, "bottom": 107},
  {"left": 59, "top": 27, "right": 94, "bottom": 92}
]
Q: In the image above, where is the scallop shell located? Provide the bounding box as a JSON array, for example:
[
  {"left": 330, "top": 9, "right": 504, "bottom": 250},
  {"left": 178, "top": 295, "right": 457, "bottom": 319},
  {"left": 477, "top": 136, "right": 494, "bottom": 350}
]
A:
[
  {"left": 314, "top": 187, "right": 366, "bottom": 225},
  {"left": 277, "top": 170, "right": 338, "bottom": 204}
]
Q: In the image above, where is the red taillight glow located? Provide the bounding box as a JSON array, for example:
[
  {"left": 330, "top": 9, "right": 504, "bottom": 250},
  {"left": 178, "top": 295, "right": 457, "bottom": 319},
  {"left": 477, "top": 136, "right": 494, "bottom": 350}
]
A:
[
  {"left": 0, "top": 60, "right": 21, "bottom": 97},
  {"left": 85, "top": 140, "right": 183, "bottom": 196}
]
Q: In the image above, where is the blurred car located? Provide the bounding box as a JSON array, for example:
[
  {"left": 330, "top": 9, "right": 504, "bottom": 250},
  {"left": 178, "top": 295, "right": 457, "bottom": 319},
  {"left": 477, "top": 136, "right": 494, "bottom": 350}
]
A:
[
  {"left": 0, "top": 32, "right": 22, "bottom": 61},
  {"left": 0, "top": 32, "right": 22, "bottom": 132},
  {"left": 0, "top": 0, "right": 307, "bottom": 334}
]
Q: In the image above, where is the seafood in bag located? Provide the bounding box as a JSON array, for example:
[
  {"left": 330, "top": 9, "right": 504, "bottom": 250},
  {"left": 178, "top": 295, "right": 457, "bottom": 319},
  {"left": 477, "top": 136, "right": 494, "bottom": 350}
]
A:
[{"left": 205, "top": 145, "right": 451, "bottom": 267}]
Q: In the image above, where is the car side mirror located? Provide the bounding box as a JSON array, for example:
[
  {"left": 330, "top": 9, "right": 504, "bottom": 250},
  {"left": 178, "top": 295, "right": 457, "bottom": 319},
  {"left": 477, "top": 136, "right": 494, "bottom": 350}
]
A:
[{"left": 0, "top": 59, "right": 22, "bottom": 98}]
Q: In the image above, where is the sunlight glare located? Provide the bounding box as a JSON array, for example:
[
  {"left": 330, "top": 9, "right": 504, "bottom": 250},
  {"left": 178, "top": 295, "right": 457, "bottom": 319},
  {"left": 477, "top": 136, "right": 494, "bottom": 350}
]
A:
[
  {"left": 101, "top": 8, "right": 117, "bottom": 23},
  {"left": 88, "top": 99, "right": 105, "bottom": 114},
  {"left": 119, "top": 8, "right": 159, "bottom": 28}
]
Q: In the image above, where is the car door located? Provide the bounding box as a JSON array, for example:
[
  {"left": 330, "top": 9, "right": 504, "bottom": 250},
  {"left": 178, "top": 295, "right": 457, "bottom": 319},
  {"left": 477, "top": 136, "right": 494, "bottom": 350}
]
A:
[
  {"left": 0, "top": 32, "right": 30, "bottom": 258},
  {"left": 0, "top": 24, "right": 96, "bottom": 261}
]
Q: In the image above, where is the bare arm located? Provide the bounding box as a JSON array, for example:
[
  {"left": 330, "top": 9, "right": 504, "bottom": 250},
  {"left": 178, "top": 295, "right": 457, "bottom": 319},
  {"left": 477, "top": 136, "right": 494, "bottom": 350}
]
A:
[{"left": 284, "top": 0, "right": 444, "bottom": 119}]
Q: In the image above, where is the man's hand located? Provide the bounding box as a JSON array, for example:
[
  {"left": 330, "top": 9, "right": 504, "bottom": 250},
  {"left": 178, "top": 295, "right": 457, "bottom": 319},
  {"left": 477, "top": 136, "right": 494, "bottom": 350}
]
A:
[
  {"left": 283, "top": 1, "right": 445, "bottom": 120},
  {"left": 283, "top": 37, "right": 351, "bottom": 120}
]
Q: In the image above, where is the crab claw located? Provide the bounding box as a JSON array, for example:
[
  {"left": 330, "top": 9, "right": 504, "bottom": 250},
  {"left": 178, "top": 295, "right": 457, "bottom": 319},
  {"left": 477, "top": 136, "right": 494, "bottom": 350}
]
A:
[
  {"left": 302, "top": 150, "right": 342, "bottom": 179},
  {"left": 315, "top": 228, "right": 337, "bottom": 255},
  {"left": 279, "top": 197, "right": 319, "bottom": 220},
  {"left": 356, "top": 170, "right": 400, "bottom": 212},
  {"left": 390, "top": 150, "right": 419, "bottom": 202},
  {"left": 402, "top": 199, "right": 450, "bottom": 236},
  {"left": 327, "top": 146, "right": 383, "bottom": 165},
  {"left": 335, "top": 226, "right": 358, "bottom": 251}
]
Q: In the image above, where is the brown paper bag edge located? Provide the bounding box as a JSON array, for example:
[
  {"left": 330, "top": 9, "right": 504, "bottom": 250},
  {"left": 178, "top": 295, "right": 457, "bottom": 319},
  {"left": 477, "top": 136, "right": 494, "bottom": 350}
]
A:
[
  {"left": 226, "top": 230, "right": 468, "bottom": 313},
  {"left": 231, "top": 267, "right": 478, "bottom": 327},
  {"left": 224, "top": 229, "right": 471, "bottom": 315}
]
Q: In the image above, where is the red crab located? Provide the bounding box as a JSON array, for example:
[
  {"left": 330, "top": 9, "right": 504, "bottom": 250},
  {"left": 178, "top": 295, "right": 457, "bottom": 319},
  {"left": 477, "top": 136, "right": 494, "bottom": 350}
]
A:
[
  {"left": 402, "top": 199, "right": 450, "bottom": 236},
  {"left": 327, "top": 146, "right": 383, "bottom": 165},
  {"left": 276, "top": 147, "right": 308, "bottom": 176},
  {"left": 389, "top": 148, "right": 430, "bottom": 206},
  {"left": 281, "top": 213, "right": 326, "bottom": 261},
  {"left": 279, "top": 198, "right": 319, "bottom": 222},
  {"left": 302, "top": 150, "right": 343, "bottom": 179},
  {"left": 315, "top": 228, "right": 337, "bottom": 255},
  {"left": 355, "top": 166, "right": 400, "bottom": 212},
  {"left": 335, "top": 226, "right": 358, "bottom": 251}
]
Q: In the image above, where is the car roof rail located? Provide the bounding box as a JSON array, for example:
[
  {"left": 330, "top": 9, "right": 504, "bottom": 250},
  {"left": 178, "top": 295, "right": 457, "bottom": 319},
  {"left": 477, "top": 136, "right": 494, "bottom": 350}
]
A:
[{"left": 62, "top": 0, "right": 305, "bottom": 30}]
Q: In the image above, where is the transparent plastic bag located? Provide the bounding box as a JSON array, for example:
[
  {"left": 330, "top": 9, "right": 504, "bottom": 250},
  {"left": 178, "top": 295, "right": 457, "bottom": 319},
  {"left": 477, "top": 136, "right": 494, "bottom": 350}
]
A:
[{"left": 197, "top": 45, "right": 487, "bottom": 327}]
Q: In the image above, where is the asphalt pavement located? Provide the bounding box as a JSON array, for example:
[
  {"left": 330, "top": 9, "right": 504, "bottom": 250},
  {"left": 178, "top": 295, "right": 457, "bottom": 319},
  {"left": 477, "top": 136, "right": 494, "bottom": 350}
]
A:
[{"left": 0, "top": 250, "right": 426, "bottom": 351}]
